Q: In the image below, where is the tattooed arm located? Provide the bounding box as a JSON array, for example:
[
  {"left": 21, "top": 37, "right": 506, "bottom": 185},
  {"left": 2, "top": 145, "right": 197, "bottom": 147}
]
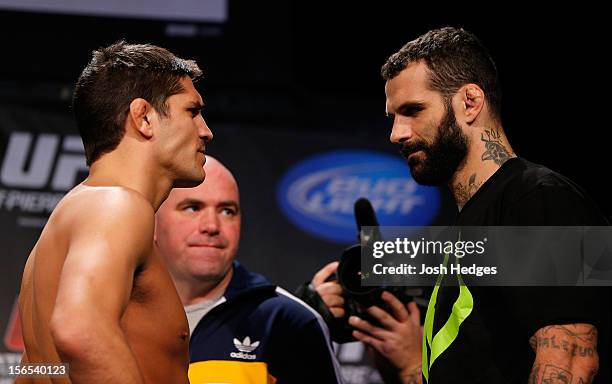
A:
[{"left": 528, "top": 324, "right": 598, "bottom": 383}]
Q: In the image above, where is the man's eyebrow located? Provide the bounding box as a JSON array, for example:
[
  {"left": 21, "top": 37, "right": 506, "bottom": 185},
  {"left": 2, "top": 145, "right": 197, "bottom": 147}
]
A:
[
  {"left": 178, "top": 198, "right": 202, "bottom": 206},
  {"left": 387, "top": 101, "right": 426, "bottom": 118},
  {"left": 398, "top": 101, "right": 426, "bottom": 112}
]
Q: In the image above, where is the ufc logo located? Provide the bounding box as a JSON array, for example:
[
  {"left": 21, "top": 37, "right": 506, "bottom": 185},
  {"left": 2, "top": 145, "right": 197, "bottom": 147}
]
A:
[{"left": 1, "top": 132, "right": 87, "bottom": 191}]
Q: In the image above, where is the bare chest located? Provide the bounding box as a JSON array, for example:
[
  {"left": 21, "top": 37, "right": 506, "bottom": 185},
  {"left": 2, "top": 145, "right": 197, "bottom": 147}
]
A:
[{"left": 121, "top": 253, "right": 189, "bottom": 359}]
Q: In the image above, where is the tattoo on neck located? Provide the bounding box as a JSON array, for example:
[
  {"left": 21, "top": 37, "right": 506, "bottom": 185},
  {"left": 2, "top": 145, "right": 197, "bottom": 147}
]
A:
[
  {"left": 481, "top": 128, "right": 511, "bottom": 166},
  {"left": 454, "top": 173, "right": 481, "bottom": 209}
]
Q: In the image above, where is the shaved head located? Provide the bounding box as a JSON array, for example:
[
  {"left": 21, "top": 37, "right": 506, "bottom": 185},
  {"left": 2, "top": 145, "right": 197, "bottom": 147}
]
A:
[{"left": 200, "top": 156, "right": 239, "bottom": 202}]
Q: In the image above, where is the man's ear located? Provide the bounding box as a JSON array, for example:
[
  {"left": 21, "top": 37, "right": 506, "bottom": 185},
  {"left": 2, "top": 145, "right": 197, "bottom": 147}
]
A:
[
  {"left": 128, "top": 98, "right": 154, "bottom": 139},
  {"left": 456, "top": 84, "right": 485, "bottom": 124}
]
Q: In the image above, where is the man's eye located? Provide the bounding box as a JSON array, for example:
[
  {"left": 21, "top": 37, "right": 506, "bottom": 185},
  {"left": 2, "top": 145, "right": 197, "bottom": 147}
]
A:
[
  {"left": 183, "top": 205, "right": 199, "bottom": 212},
  {"left": 221, "top": 208, "right": 236, "bottom": 216},
  {"left": 401, "top": 107, "right": 424, "bottom": 117},
  {"left": 188, "top": 108, "right": 202, "bottom": 117}
]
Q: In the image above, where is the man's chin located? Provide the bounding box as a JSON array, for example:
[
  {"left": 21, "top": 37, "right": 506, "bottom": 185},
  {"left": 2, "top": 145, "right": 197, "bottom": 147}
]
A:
[
  {"left": 190, "top": 273, "right": 226, "bottom": 288},
  {"left": 173, "top": 172, "right": 206, "bottom": 188},
  {"left": 409, "top": 164, "right": 449, "bottom": 186},
  {"left": 407, "top": 160, "right": 428, "bottom": 183},
  {"left": 411, "top": 173, "right": 439, "bottom": 186},
  {"left": 191, "top": 265, "right": 232, "bottom": 283}
]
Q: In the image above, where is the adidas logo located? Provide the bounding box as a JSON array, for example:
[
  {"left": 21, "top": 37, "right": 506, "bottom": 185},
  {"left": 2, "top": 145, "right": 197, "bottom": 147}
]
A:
[
  {"left": 233, "top": 336, "right": 260, "bottom": 353},
  {"left": 230, "top": 336, "right": 259, "bottom": 360}
]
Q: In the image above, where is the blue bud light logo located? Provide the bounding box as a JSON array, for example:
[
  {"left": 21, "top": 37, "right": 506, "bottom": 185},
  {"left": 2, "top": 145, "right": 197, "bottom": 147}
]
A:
[{"left": 277, "top": 150, "right": 440, "bottom": 243}]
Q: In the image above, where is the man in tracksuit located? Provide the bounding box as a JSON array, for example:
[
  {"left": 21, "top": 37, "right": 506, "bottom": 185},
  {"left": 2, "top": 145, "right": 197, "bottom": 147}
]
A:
[{"left": 155, "top": 155, "right": 344, "bottom": 384}]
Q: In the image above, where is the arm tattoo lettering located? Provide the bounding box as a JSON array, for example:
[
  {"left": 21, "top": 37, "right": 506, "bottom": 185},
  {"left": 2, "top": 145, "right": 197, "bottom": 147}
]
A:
[
  {"left": 529, "top": 324, "right": 599, "bottom": 383},
  {"left": 541, "top": 325, "right": 597, "bottom": 344},
  {"left": 531, "top": 325, "right": 597, "bottom": 358}
]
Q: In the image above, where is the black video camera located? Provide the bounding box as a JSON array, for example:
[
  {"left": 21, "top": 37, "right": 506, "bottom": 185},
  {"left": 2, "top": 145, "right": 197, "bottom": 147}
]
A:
[
  {"left": 296, "top": 198, "right": 425, "bottom": 343},
  {"left": 337, "top": 243, "right": 422, "bottom": 321},
  {"left": 331, "top": 198, "right": 423, "bottom": 341}
]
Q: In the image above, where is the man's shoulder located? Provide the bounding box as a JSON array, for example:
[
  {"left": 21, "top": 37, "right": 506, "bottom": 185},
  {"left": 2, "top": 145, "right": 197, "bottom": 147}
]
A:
[
  {"left": 495, "top": 158, "right": 607, "bottom": 225},
  {"left": 59, "top": 185, "right": 154, "bottom": 225},
  {"left": 509, "top": 159, "right": 588, "bottom": 200},
  {"left": 500, "top": 158, "right": 574, "bottom": 193},
  {"left": 272, "top": 287, "right": 320, "bottom": 315},
  {"left": 251, "top": 286, "right": 324, "bottom": 326},
  {"left": 492, "top": 158, "right": 591, "bottom": 206},
  {"left": 222, "top": 266, "right": 327, "bottom": 331},
  {"left": 47, "top": 185, "right": 156, "bottom": 253},
  {"left": 461, "top": 158, "right": 607, "bottom": 225},
  {"left": 66, "top": 184, "right": 153, "bottom": 209}
]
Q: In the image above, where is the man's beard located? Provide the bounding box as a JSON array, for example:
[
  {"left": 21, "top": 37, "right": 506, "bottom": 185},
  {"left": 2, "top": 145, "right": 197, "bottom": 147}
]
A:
[{"left": 400, "top": 104, "right": 468, "bottom": 186}]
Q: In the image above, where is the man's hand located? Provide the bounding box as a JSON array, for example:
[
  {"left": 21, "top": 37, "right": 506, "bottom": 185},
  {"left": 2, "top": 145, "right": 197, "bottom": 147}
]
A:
[
  {"left": 348, "top": 291, "right": 423, "bottom": 384},
  {"left": 528, "top": 323, "right": 598, "bottom": 383},
  {"left": 311, "top": 261, "right": 345, "bottom": 318}
]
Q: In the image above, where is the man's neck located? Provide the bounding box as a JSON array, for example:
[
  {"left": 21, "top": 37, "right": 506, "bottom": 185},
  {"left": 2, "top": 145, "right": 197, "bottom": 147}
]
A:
[
  {"left": 450, "top": 125, "right": 515, "bottom": 211},
  {"left": 86, "top": 150, "right": 173, "bottom": 211},
  {"left": 179, "top": 268, "right": 234, "bottom": 307}
]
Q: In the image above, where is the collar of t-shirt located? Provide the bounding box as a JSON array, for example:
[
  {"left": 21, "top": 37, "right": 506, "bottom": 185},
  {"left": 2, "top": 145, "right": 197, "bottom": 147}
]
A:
[{"left": 184, "top": 295, "right": 225, "bottom": 335}]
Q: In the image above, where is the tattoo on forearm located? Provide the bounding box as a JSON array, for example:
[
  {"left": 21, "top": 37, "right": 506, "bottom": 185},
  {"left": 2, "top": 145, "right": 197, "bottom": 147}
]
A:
[
  {"left": 542, "top": 364, "right": 573, "bottom": 383},
  {"left": 529, "top": 325, "right": 599, "bottom": 383},
  {"left": 541, "top": 325, "right": 598, "bottom": 344},
  {"left": 531, "top": 325, "right": 598, "bottom": 358},
  {"left": 532, "top": 335, "right": 596, "bottom": 357},
  {"left": 480, "top": 129, "right": 511, "bottom": 166},
  {"left": 530, "top": 363, "right": 596, "bottom": 384},
  {"left": 454, "top": 173, "right": 481, "bottom": 208}
]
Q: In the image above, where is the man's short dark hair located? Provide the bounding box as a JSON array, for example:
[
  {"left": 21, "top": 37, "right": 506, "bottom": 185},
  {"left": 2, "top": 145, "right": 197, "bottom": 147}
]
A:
[
  {"left": 72, "top": 41, "right": 203, "bottom": 165},
  {"left": 381, "top": 27, "right": 501, "bottom": 120}
]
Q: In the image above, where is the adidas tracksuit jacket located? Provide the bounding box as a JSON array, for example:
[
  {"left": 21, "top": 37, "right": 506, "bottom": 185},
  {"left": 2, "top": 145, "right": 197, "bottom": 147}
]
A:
[{"left": 188, "top": 261, "right": 344, "bottom": 384}]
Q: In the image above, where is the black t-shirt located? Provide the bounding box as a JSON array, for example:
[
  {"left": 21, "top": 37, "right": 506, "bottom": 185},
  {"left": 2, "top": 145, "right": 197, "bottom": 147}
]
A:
[{"left": 428, "top": 157, "right": 611, "bottom": 383}]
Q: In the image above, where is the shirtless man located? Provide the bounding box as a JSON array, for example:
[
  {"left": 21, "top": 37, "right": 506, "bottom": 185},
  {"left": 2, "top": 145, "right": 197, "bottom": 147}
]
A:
[{"left": 16, "top": 41, "right": 212, "bottom": 383}]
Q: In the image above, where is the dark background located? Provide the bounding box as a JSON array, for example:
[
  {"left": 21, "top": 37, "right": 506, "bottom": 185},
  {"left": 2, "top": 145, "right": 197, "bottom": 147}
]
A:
[
  {"left": 0, "top": 2, "right": 610, "bottom": 373},
  {"left": 2, "top": 2, "right": 608, "bottom": 217}
]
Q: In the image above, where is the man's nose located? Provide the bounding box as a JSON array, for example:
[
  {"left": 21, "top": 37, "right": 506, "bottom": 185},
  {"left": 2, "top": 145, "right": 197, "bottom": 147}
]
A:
[
  {"left": 199, "top": 117, "right": 213, "bottom": 143},
  {"left": 389, "top": 116, "right": 413, "bottom": 145},
  {"left": 198, "top": 209, "right": 220, "bottom": 235}
]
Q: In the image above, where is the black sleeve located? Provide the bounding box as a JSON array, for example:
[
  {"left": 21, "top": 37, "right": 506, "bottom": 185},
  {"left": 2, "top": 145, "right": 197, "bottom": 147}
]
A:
[
  {"left": 501, "top": 183, "right": 611, "bottom": 337},
  {"left": 501, "top": 287, "right": 609, "bottom": 339},
  {"left": 507, "top": 180, "right": 609, "bottom": 226},
  {"left": 268, "top": 306, "right": 344, "bottom": 384}
]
